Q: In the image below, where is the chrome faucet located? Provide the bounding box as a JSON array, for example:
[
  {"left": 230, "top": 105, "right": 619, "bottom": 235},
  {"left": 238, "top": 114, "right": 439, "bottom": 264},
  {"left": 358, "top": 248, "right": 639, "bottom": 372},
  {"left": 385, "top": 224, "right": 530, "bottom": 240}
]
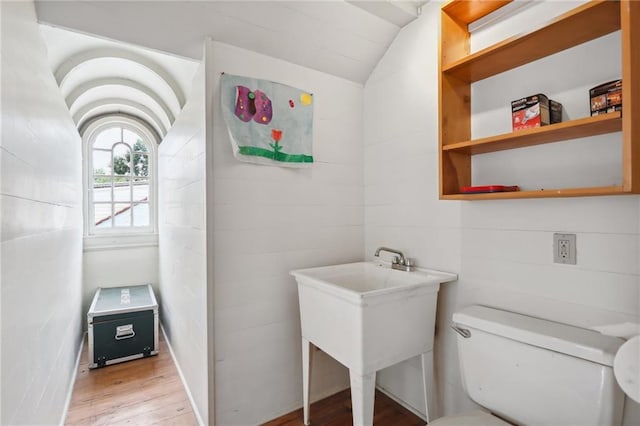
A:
[{"left": 374, "top": 247, "right": 414, "bottom": 272}]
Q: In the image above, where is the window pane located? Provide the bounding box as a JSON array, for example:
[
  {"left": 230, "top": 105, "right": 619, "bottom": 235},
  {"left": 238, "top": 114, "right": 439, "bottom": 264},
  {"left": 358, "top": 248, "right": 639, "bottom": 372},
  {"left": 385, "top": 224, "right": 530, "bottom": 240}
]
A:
[
  {"left": 113, "top": 179, "right": 131, "bottom": 202},
  {"left": 133, "top": 142, "right": 149, "bottom": 154},
  {"left": 92, "top": 150, "right": 112, "bottom": 175},
  {"left": 88, "top": 126, "right": 154, "bottom": 233},
  {"left": 112, "top": 143, "right": 131, "bottom": 176},
  {"left": 93, "top": 177, "right": 112, "bottom": 202},
  {"left": 94, "top": 203, "right": 113, "bottom": 228},
  {"left": 132, "top": 154, "right": 149, "bottom": 177},
  {"left": 113, "top": 203, "right": 132, "bottom": 227},
  {"left": 132, "top": 202, "right": 149, "bottom": 227},
  {"left": 94, "top": 127, "right": 121, "bottom": 149},
  {"left": 123, "top": 129, "right": 143, "bottom": 147},
  {"left": 133, "top": 179, "right": 149, "bottom": 202}
]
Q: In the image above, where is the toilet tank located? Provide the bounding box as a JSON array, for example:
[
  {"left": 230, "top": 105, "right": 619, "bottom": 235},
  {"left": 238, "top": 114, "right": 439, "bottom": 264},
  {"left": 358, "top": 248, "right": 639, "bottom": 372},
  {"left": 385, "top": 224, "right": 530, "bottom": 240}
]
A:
[{"left": 453, "top": 306, "right": 625, "bottom": 426}]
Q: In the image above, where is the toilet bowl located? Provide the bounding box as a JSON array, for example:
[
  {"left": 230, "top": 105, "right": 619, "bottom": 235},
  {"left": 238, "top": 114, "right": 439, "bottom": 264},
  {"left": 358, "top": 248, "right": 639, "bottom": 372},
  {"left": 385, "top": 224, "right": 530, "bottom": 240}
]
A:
[{"left": 434, "top": 306, "right": 625, "bottom": 426}]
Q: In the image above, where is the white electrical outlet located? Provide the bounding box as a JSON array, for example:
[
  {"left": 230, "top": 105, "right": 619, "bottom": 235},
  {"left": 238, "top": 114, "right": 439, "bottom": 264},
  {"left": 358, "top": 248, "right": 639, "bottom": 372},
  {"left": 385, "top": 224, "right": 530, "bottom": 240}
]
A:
[{"left": 554, "top": 233, "right": 576, "bottom": 265}]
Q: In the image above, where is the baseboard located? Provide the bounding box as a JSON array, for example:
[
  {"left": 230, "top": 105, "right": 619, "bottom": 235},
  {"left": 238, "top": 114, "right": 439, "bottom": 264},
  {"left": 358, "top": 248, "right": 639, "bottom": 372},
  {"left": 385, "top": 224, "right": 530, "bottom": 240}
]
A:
[
  {"left": 161, "top": 324, "right": 205, "bottom": 426},
  {"left": 312, "top": 384, "right": 351, "bottom": 406},
  {"left": 261, "top": 383, "right": 350, "bottom": 424},
  {"left": 376, "top": 386, "right": 427, "bottom": 422},
  {"left": 262, "top": 384, "right": 424, "bottom": 425},
  {"left": 60, "top": 332, "right": 85, "bottom": 426}
]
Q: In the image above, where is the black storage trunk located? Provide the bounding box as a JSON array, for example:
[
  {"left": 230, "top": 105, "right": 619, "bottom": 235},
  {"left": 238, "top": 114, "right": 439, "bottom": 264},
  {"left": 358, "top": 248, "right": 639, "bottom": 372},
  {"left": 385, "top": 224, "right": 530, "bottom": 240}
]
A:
[{"left": 87, "top": 284, "right": 158, "bottom": 369}]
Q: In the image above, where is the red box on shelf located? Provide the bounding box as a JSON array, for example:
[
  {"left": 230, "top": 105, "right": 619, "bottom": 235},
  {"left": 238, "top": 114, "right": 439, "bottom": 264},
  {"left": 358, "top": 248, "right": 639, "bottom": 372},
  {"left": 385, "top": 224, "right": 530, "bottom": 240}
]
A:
[
  {"left": 460, "top": 185, "right": 520, "bottom": 194},
  {"left": 511, "top": 94, "right": 562, "bottom": 131}
]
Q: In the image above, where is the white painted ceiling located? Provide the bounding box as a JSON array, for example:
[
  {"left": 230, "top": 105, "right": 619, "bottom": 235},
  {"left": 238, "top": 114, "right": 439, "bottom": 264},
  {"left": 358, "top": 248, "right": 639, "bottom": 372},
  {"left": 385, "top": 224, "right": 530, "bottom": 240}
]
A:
[
  {"left": 40, "top": 24, "right": 199, "bottom": 139},
  {"left": 35, "top": 1, "right": 426, "bottom": 84}
]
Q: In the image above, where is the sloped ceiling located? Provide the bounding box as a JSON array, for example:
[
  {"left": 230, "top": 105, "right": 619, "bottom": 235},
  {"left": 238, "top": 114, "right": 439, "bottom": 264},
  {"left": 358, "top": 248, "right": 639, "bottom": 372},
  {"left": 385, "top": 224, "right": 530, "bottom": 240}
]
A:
[{"left": 35, "top": 1, "right": 425, "bottom": 84}]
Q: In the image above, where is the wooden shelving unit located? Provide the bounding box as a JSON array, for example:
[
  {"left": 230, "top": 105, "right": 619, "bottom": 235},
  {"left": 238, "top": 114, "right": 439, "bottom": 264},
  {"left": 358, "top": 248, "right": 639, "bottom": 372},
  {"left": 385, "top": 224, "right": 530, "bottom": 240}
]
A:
[
  {"left": 439, "top": 0, "right": 640, "bottom": 200},
  {"left": 441, "top": 186, "right": 626, "bottom": 201},
  {"left": 443, "top": 113, "right": 622, "bottom": 155}
]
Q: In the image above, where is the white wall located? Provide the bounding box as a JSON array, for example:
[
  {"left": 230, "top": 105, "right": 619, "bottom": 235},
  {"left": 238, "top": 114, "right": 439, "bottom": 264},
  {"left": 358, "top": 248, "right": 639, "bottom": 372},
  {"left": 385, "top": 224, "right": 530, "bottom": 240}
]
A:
[
  {"left": 364, "top": 0, "right": 640, "bottom": 423},
  {"left": 82, "top": 246, "right": 158, "bottom": 328},
  {"left": 1, "top": 2, "right": 84, "bottom": 424},
  {"left": 158, "top": 60, "right": 209, "bottom": 424},
  {"left": 461, "top": 2, "right": 640, "bottom": 423},
  {"left": 210, "top": 41, "right": 364, "bottom": 425},
  {"left": 363, "top": 0, "right": 461, "bottom": 418}
]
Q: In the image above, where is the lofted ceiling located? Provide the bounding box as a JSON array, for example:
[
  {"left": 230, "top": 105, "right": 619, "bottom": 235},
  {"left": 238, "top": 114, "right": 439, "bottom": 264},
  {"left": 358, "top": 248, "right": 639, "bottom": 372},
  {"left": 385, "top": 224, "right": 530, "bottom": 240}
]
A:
[
  {"left": 37, "top": 1, "right": 427, "bottom": 139},
  {"left": 40, "top": 25, "right": 199, "bottom": 140},
  {"left": 35, "top": 1, "right": 427, "bottom": 85}
]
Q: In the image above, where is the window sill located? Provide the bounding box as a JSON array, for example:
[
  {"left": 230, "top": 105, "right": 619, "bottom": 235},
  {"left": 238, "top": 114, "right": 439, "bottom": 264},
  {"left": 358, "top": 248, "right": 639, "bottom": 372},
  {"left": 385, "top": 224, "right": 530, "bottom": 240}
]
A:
[{"left": 83, "top": 233, "right": 159, "bottom": 252}]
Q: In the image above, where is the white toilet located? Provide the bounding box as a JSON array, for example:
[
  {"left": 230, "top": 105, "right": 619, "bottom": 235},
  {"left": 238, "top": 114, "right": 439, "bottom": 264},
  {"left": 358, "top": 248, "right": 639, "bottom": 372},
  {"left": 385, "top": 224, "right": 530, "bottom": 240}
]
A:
[{"left": 432, "top": 305, "right": 626, "bottom": 426}]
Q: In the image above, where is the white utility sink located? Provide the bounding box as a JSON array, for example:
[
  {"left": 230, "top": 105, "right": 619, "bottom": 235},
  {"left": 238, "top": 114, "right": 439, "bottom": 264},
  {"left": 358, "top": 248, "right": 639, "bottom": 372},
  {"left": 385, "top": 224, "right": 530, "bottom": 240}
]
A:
[{"left": 291, "top": 261, "right": 457, "bottom": 426}]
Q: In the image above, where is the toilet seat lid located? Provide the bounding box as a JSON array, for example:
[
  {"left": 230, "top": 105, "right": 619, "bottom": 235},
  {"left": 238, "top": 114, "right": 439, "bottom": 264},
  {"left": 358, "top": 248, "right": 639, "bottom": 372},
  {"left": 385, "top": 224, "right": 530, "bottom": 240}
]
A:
[
  {"left": 429, "top": 410, "right": 511, "bottom": 426},
  {"left": 614, "top": 335, "right": 640, "bottom": 403}
]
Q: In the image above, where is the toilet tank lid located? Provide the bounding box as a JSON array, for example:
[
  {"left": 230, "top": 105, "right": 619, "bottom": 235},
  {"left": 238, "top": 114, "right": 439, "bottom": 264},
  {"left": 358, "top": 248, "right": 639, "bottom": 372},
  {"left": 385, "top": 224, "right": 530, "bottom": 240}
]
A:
[{"left": 453, "top": 306, "right": 624, "bottom": 366}]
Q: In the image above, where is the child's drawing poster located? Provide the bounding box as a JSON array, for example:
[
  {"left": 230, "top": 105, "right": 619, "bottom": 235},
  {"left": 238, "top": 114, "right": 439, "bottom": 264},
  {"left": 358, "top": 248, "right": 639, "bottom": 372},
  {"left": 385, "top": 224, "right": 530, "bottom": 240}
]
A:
[{"left": 220, "top": 73, "right": 313, "bottom": 167}]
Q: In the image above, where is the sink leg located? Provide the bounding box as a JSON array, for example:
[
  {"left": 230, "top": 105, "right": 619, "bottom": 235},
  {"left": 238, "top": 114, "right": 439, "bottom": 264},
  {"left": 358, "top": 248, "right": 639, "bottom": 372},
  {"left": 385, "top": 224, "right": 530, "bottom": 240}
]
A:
[
  {"left": 302, "top": 338, "right": 313, "bottom": 426},
  {"left": 349, "top": 370, "right": 376, "bottom": 426},
  {"left": 421, "top": 351, "right": 434, "bottom": 423}
]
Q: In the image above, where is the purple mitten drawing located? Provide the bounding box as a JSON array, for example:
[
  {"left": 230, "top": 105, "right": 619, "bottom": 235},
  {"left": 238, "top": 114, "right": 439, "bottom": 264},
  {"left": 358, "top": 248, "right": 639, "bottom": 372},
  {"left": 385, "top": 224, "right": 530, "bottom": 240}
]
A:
[
  {"left": 234, "top": 85, "right": 256, "bottom": 122},
  {"left": 252, "top": 90, "right": 273, "bottom": 125}
]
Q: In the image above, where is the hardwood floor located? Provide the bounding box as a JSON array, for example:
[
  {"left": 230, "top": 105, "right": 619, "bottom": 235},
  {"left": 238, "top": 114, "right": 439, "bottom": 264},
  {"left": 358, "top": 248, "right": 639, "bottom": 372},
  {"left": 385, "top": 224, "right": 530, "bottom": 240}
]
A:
[
  {"left": 65, "top": 332, "right": 197, "bottom": 425},
  {"left": 262, "top": 389, "right": 425, "bottom": 426},
  {"left": 66, "top": 334, "right": 422, "bottom": 426}
]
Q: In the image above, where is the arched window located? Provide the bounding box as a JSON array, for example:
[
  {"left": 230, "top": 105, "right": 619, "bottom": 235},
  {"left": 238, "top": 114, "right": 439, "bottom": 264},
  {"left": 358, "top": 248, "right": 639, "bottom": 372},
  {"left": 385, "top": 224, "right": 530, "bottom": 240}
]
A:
[{"left": 83, "top": 116, "right": 157, "bottom": 236}]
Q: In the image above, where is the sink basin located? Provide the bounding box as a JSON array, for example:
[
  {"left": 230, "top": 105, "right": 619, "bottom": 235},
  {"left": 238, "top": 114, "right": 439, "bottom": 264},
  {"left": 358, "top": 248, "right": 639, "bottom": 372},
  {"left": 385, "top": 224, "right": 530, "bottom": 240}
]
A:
[
  {"left": 291, "top": 261, "right": 457, "bottom": 426},
  {"left": 292, "top": 262, "right": 456, "bottom": 373},
  {"left": 293, "top": 261, "right": 452, "bottom": 300}
]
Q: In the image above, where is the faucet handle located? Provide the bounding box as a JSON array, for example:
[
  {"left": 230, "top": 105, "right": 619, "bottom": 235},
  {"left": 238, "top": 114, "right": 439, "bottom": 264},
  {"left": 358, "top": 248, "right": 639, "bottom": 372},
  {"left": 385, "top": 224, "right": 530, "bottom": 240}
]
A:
[
  {"left": 405, "top": 258, "right": 414, "bottom": 267},
  {"left": 392, "top": 256, "right": 401, "bottom": 265}
]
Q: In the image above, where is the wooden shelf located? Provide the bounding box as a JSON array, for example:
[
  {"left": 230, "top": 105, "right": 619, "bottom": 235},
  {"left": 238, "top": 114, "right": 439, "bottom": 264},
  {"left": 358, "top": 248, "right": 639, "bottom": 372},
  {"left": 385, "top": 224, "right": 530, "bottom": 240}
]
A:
[
  {"left": 439, "top": 0, "right": 640, "bottom": 200},
  {"left": 442, "top": 0, "right": 620, "bottom": 83},
  {"left": 442, "top": 186, "right": 627, "bottom": 200},
  {"left": 443, "top": 113, "right": 622, "bottom": 155},
  {"left": 441, "top": 0, "right": 512, "bottom": 24}
]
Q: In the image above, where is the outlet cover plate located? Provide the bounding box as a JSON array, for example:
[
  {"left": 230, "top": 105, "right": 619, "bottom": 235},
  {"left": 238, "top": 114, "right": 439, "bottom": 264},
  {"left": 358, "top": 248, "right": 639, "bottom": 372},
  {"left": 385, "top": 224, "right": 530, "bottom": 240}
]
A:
[{"left": 554, "top": 233, "right": 576, "bottom": 265}]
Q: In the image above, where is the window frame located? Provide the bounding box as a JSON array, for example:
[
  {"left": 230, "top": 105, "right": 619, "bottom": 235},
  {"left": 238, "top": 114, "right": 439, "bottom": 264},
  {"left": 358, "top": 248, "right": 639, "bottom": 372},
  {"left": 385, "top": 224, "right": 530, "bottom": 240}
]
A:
[{"left": 82, "top": 116, "right": 159, "bottom": 240}]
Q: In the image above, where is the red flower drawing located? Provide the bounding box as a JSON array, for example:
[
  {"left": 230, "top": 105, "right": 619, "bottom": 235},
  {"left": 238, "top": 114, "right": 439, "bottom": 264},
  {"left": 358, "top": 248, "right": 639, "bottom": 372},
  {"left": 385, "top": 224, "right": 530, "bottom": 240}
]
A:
[{"left": 271, "top": 129, "right": 283, "bottom": 142}]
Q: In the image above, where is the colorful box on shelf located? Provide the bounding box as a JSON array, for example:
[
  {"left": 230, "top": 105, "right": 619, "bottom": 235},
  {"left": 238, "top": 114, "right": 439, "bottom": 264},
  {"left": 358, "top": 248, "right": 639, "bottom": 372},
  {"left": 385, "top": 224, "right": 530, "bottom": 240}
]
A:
[
  {"left": 460, "top": 185, "right": 520, "bottom": 194},
  {"left": 511, "top": 94, "right": 562, "bottom": 131},
  {"left": 590, "top": 79, "right": 622, "bottom": 116}
]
